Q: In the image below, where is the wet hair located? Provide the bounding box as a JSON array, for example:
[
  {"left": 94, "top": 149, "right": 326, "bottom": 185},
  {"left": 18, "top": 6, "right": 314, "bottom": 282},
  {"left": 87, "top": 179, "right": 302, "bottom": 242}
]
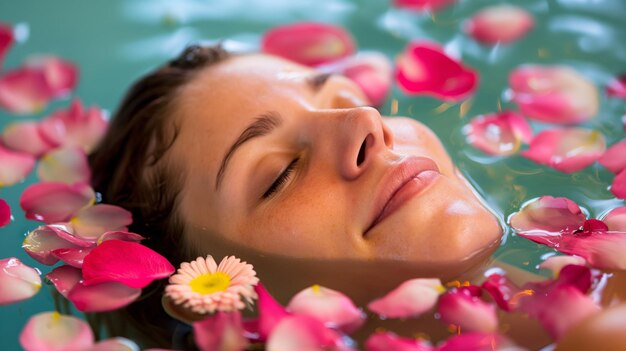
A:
[{"left": 88, "top": 44, "right": 230, "bottom": 348}]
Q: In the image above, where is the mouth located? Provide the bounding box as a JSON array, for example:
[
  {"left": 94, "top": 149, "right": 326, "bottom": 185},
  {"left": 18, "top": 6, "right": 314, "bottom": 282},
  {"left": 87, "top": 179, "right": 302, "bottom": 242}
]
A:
[{"left": 364, "top": 156, "right": 440, "bottom": 237}]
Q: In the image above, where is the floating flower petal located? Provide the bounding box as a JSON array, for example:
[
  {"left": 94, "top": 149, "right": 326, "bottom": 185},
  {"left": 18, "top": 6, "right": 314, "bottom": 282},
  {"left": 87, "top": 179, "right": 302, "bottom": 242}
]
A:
[
  {"left": 51, "top": 247, "right": 94, "bottom": 268},
  {"left": 72, "top": 204, "right": 132, "bottom": 239},
  {"left": 606, "top": 74, "right": 626, "bottom": 99},
  {"left": 266, "top": 314, "right": 355, "bottom": 351},
  {"left": 19, "top": 312, "right": 94, "bottom": 351},
  {"left": 367, "top": 278, "right": 444, "bottom": 318},
  {"left": 539, "top": 255, "right": 587, "bottom": 277},
  {"left": 255, "top": 283, "right": 290, "bottom": 340},
  {"left": 287, "top": 285, "right": 364, "bottom": 333},
  {"left": 0, "top": 144, "right": 35, "bottom": 187},
  {"left": 84, "top": 338, "right": 139, "bottom": 351},
  {"left": 509, "top": 65, "right": 598, "bottom": 124},
  {"left": 602, "top": 206, "right": 626, "bottom": 231},
  {"left": 261, "top": 22, "right": 355, "bottom": 67},
  {"left": 2, "top": 121, "right": 55, "bottom": 156},
  {"left": 24, "top": 56, "right": 78, "bottom": 99},
  {"left": 437, "top": 332, "right": 519, "bottom": 351},
  {"left": 393, "top": 0, "right": 455, "bottom": 12},
  {"left": 480, "top": 273, "right": 523, "bottom": 311},
  {"left": 0, "top": 23, "right": 13, "bottom": 68},
  {"left": 0, "top": 67, "right": 49, "bottom": 114},
  {"left": 37, "top": 147, "right": 91, "bottom": 184},
  {"left": 193, "top": 312, "right": 248, "bottom": 351},
  {"left": 396, "top": 42, "right": 478, "bottom": 101},
  {"left": 46, "top": 265, "right": 81, "bottom": 298},
  {"left": 20, "top": 182, "right": 95, "bottom": 223},
  {"left": 611, "top": 170, "right": 626, "bottom": 200},
  {"left": 438, "top": 287, "right": 498, "bottom": 333},
  {"left": 509, "top": 196, "right": 587, "bottom": 234},
  {"left": 0, "top": 257, "right": 41, "bottom": 305},
  {"left": 599, "top": 140, "right": 626, "bottom": 174},
  {"left": 364, "top": 331, "right": 433, "bottom": 351},
  {"left": 0, "top": 198, "right": 10, "bottom": 227},
  {"left": 465, "top": 5, "right": 533, "bottom": 45},
  {"left": 82, "top": 240, "right": 174, "bottom": 289},
  {"left": 22, "top": 224, "right": 92, "bottom": 265},
  {"left": 68, "top": 281, "right": 142, "bottom": 312},
  {"left": 521, "top": 128, "right": 606, "bottom": 173},
  {"left": 97, "top": 231, "right": 144, "bottom": 244},
  {"left": 464, "top": 111, "right": 532, "bottom": 156}
]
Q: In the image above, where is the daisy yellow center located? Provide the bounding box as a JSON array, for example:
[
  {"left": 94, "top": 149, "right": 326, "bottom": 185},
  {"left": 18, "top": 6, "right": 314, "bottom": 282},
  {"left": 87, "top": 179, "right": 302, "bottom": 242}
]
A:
[{"left": 189, "top": 272, "right": 231, "bottom": 295}]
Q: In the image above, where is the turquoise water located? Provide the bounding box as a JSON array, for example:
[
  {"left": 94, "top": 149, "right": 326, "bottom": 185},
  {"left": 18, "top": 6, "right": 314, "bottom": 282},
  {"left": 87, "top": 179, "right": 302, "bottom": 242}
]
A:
[{"left": 1, "top": 0, "right": 625, "bottom": 349}]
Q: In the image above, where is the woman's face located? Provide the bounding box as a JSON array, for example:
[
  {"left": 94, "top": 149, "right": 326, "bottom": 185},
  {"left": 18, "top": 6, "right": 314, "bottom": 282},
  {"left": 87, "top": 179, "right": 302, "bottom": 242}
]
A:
[{"left": 171, "top": 54, "right": 501, "bottom": 275}]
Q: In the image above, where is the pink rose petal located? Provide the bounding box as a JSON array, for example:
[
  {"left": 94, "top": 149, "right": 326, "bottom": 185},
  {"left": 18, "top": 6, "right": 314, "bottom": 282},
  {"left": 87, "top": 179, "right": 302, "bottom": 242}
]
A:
[
  {"left": 51, "top": 247, "right": 94, "bottom": 268},
  {"left": 509, "top": 65, "right": 599, "bottom": 124},
  {"left": 480, "top": 273, "right": 522, "bottom": 312},
  {"left": 509, "top": 196, "right": 587, "bottom": 233},
  {"left": 0, "top": 67, "right": 50, "bottom": 114},
  {"left": 97, "top": 231, "right": 144, "bottom": 244},
  {"left": 68, "top": 281, "right": 142, "bottom": 312},
  {"left": 261, "top": 22, "right": 356, "bottom": 67},
  {"left": 437, "top": 332, "right": 518, "bottom": 351},
  {"left": 438, "top": 287, "right": 498, "bottom": 333},
  {"left": 71, "top": 204, "right": 132, "bottom": 239},
  {"left": 611, "top": 170, "right": 626, "bottom": 199},
  {"left": 22, "top": 224, "right": 93, "bottom": 265},
  {"left": 20, "top": 182, "right": 95, "bottom": 223},
  {"left": 396, "top": 41, "right": 478, "bottom": 101},
  {"left": 602, "top": 206, "right": 626, "bottom": 231},
  {"left": 465, "top": 5, "right": 534, "bottom": 45},
  {"left": 193, "top": 312, "right": 248, "bottom": 351},
  {"left": 25, "top": 56, "right": 78, "bottom": 98},
  {"left": 465, "top": 110, "right": 533, "bottom": 156},
  {"left": 0, "top": 198, "right": 10, "bottom": 227},
  {"left": 82, "top": 239, "right": 174, "bottom": 289},
  {"left": 255, "top": 283, "right": 290, "bottom": 340},
  {"left": 0, "top": 23, "right": 14, "bottom": 68},
  {"left": 364, "top": 331, "right": 433, "bottom": 351},
  {"left": 0, "top": 144, "right": 36, "bottom": 186},
  {"left": 287, "top": 285, "right": 365, "bottom": 333},
  {"left": 367, "top": 278, "right": 444, "bottom": 318},
  {"left": 46, "top": 265, "right": 82, "bottom": 298},
  {"left": 37, "top": 147, "right": 91, "bottom": 184},
  {"left": 0, "top": 257, "right": 41, "bottom": 305},
  {"left": 393, "top": 0, "right": 455, "bottom": 12},
  {"left": 266, "top": 314, "right": 355, "bottom": 351},
  {"left": 599, "top": 140, "right": 626, "bottom": 174},
  {"left": 2, "top": 121, "right": 56, "bottom": 156},
  {"left": 19, "top": 312, "right": 94, "bottom": 351},
  {"left": 521, "top": 128, "right": 606, "bottom": 173},
  {"left": 606, "top": 74, "right": 626, "bottom": 99},
  {"left": 538, "top": 255, "right": 587, "bottom": 277},
  {"left": 316, "top": 52, "right": 392, "bottom": 106},
  {"left": 84, "top": 338, "right": 139, "bottom": 351}
]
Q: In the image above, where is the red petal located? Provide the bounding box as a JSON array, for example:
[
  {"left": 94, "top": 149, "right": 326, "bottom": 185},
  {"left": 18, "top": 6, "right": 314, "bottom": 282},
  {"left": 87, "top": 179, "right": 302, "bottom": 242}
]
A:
[
  {"left": 67, "top": 281, "right": 141, "bottom": 312},
  {"left": 480, "top": 273, "right": 521, "bottom": 311},
  {"left": 37, "top": 147, "right": 91, "bottom": 184},
  {"left": 611, "top": 169, "right": 626, "bottom": 200},
  {"left": 46, "top": 265, "right": 82, "bottom": 298},
  {"left": 438, "top": 287, "right": 498, "bottom": 333},
  {"left": 0, "top": 144, "right": 36, "bottom": 186},
  {"left": 367, "top": 278, "right": 444, "bottom": 318},
  {"left": 393, "top": 0, "right": 455, "bottom": 12},
  {"left": 509, "top": 65, "right": 598, "bottom": 124},
  {"left": 509, "top": 196, "right": 587, "bottom": 234},
  {"left": 19, "top": 312, "right": 94, "bottom": 351},
  {"left": 396, "top": 41, "right": 478, "bottom": 101},
  {"left": 465, "top": 110, "right": 532, "bottom": 156},
  {"left": 602, "top": 206, "right": 626, "bottom": 231},
  {"left": 255, "top": 283, "right": 289, "bottom": 341},
  {"left": 539, "top": 255, "right": 587, "bottom": 277},
  {"left": 0, "top": 198, "right": 10, "bottom": 227},
  {"left": 438, "top": 332, "right": 517, "bottom": 351},
  {"left": 465, "top": 5, "right": 534, "bottom": 45},
  {"left": 0, "top": 257, "right": 41, "bottom": 305},
  {"left": 20, "top": 182, "right": 95, "bottom": 223},
  {"left": 193, "top": 312, "right": 248, "bottom": 351},
  {"left": 521, "top": 128, "right": 606, "bottom": 173},
  {"left": 599, "top": 139, "right": 626, "bottom": 174},
  {"left": 261, "top": 22, "right": 355, "bottom": 66},
  {"left": 51, "top": 247, "right": 94, "bottom": 268},
  {"left": 2, "top": 121, "right": 55, "bottom": 156},
  {"left": 606, "top": 74, "right": 626, "bottom": 99},
  {"left": 25, "top": 56, "right": 78, "bottom": 98},
  {"left": 82, "top": 240, "right": 174, "bottom": 289},
  {"left": 72, "top": 204, "right": 132, "bottom": 239},
  {"left": 0, "top": 23, "right": 14, "bottom": 68},
  {"left": 365, "top": 331, "right": 433, "bottom": 351},
  {"left": 0, "top": 67, "right": 50, "bottom": 114}
]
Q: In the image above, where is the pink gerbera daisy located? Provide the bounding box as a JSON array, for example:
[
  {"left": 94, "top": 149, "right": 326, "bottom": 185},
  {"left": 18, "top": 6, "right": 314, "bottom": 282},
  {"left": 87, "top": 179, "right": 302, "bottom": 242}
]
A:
[{"left": 165, "top": 255, "right": 259, "bottom": 314}]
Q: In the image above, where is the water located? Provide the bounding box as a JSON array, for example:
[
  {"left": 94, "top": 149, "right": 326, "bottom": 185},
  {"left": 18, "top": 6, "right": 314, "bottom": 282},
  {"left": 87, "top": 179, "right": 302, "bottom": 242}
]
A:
[{"left": 0, "top": 0, "right": 624, "bottom": 349}]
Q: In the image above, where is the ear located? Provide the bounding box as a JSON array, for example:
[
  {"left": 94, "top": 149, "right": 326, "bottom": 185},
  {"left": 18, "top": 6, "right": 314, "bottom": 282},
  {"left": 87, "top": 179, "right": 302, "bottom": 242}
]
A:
[{"left": 162, "top": 295, "right": 208, "bottom": 324}]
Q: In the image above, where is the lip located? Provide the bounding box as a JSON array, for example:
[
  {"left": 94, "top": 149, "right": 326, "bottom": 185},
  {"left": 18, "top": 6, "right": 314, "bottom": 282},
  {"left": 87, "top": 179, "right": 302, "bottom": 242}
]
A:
[{"left": 364, "top": 156, "right": 440, "bottom": 236}]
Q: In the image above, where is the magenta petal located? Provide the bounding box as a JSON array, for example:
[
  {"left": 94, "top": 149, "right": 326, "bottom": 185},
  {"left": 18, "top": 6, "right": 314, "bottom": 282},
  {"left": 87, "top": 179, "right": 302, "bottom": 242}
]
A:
[
  {"left": 72, "top": 204, "right": 133, "bottom": 239},
  {"left": 25, "top": 56, "right": 78, "bottom": 98},
  {"left": 0, "top": 198, "right": 10, "bottom": 227},
  {"left": 255, "top": 283, "right": 290, "bottom": 340},
  {"left": 82, "top": 240, "right": 174, "bottom": 288},
  {"left": 193, "top": 312, "right": 248, "bottom": 351},
  {"left": 84, "top": 338, "right": 139, "bottom": 351},
  {"left": 0, "top": 67, "right": 50, "bottom": 114},
  {"left": 509, "top": 65, "right": 598, "bottom": 124},
  {"left": 599, "top": 140, "right": 626, "bottom": 174},
  {"left": 437, "top": 332, "right": 516, "bottom": 351},
  {"left": 46, "top": 265, "right": 81, "bottom": 298},
  {"left": 22, "top": 224, "right": 92, "bottom": 265},
  {"left": 2, "top": 121, "right": 55, "bottom": 156},
  {"left": 98, "top": 231, "right": 144, "bottom": 244},
  {"left": 261, "top": 22, "right": 355, "bottom": 67},
  {"left": 465, "top": 110, "right": 533, "bottom": 156},
  {"left": 51, "top": 247, "right": 94, "bottom": 268},
  {"left": 393, "top": 0, "right": 455, "bottom": 12},
  {"left": 438, "top": 288, "right": 498, "bottom": 333},
  {"left": 480, "top": 274, "right": 521, "bottom": 311},
  {"left": 266, "top": 314, "right": 355, "bottom": 351},
  {"left": 465, "top": 5, "right": 534, "bottom": 45},
  {"left": 396, "top": 42, "right": 478, "bottom": 101},
  {"left": 68, "top": 281, "right": 141, "bottom": 312},
  {"left": 606, "top": 74, "right": 626, "bottom": 99},
  {"left": 365, "top": 331, "right": 433, "bottom": 351},
  {"left": 0, "top": 144, "right": 36, "bottom": 187},
  {"left": 20, "top": 182, "right": 95, "bottom": 223},
  {"left": 509, "top": 196, "right": 587, "bottom": 233},
  {"left": 367, "top": 278, "right": 444, "bottom": 318},
  {"left": 522, "top": 128, "right": 606, "bottom": 173},
  {"left": 37, "top": 147, "right": 91, "bottom": 184},
  {"left": 19, "top": 312, "right": 94, "bottom": 351},
  {"left": 0, "top": 23, "right": 14, "bottom": 68},
  {"left": 602, "top": 206, "right": 626, "bottom": 231},
  {"left": 611, "top": 170, "right": 626, "bottom": 200},
  {"left": 287, "top": 285, "right": 365, "bottom": 333},
  {"left": 0, "top": 257, "right": 42, "bottom": 305}
]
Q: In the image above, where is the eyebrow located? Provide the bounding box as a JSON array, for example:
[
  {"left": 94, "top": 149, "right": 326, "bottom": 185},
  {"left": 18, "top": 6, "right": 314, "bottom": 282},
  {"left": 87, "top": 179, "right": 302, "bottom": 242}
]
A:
[{"left": 215, "top": 111, "right": 282, "bottom": 190}]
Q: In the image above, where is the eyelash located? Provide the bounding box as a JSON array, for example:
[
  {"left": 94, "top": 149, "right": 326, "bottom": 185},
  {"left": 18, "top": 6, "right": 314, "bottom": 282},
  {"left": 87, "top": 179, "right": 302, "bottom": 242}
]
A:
[{"left": 262, "top": 158, "right": 299, "bottom": 199}]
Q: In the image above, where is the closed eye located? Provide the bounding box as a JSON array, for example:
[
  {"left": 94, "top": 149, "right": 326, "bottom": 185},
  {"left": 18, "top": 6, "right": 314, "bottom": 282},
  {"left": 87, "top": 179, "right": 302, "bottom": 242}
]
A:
[{"left": 262, "top": 158, "right": 299, "bottom": 199}]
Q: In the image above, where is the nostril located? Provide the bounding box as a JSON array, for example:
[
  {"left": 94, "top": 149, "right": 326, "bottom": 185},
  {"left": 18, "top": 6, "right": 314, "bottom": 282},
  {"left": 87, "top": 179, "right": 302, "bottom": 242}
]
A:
[{"left": 356, "top": 135, "right": 369, "bottom": 166}]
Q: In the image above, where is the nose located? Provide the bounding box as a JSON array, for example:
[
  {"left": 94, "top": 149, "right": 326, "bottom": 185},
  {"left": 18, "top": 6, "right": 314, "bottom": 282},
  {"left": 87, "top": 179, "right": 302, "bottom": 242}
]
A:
[{"left": 313, "top": 107, "right": 393, "bottom": 180}]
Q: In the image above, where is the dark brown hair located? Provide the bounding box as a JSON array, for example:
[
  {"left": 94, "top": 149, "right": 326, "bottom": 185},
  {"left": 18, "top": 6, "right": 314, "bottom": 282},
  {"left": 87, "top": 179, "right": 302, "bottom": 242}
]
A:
[{"left": 88, "top": 44, "right": 230, "bottom": 348}]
